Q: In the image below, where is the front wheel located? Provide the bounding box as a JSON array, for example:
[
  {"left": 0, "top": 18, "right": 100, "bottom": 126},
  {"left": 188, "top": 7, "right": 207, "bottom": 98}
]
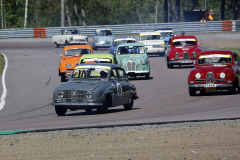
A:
[
  {"left": 97, "top": 97, "right": 110, "bottom": 113},
  {"left": 55, "top": 106, "right": 67, "bottom": 116},
  {"left": 55, "top": 42, "right": 60, "bottom": 48},
  {"left": 189, "top": 87, "right": 196, "bottom": 96},
  {"left": 60, "top": 73, "right": 66, "bottom": 82},
  {"left": 145, "top": 73, "right": 150, "bottom": 79},
  {"left": 124, "top": 97, "right": 134, "bottom": 110}
]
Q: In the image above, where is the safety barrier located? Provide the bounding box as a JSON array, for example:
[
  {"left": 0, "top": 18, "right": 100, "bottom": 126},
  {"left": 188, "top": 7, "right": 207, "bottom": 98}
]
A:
[{"left": 0, "top": 20, "right": 238, "bottom": 39}]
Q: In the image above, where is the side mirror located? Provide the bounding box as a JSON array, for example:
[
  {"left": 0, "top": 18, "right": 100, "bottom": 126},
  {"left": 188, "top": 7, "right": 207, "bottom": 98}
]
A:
[
  {"left": 198, "top": 42, "right": 201, "bottom": 45},
  {"left": 60, "top": 54, "right": 63, "bottom": 57}
]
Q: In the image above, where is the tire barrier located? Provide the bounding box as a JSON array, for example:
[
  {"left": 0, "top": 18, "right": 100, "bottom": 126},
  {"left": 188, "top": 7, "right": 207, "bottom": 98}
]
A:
[
  {"left": 222, "top": 20, "right": 232, "bottom": 32},
  {"left": 33, "top": 28, "right": 46, "bottom": 38}
]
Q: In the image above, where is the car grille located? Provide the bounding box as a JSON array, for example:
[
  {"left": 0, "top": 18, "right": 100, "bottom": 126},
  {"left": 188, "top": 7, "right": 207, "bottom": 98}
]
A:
[
  {"left": 127, "top": 61, "right": 136, "bottom": 71},
  {"left": 152, "top": 45, "right": 162, "bottom": 48},
  {"left": 63, "top": 90, "right": 85, "bottom": 103},
  {"left": 183, "top": 52, "right": 189, "bottom": 60},
  {"left": 206, "top": 72, "right": 214, "bottom": 84}
]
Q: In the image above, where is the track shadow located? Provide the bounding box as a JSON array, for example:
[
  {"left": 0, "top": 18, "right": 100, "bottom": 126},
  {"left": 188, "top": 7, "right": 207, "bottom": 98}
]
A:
[
  {"left": 170, "top": 65, "right": 194, "bottom": 69},
  {"left": 65, "top": 107, "right": 140, "bottom": 117},
  {"left": 195, "top": 90, "right": 239, "bottom": 96},
  {"left": 147, "top": 52, "right": 165, "bottom": 57}
]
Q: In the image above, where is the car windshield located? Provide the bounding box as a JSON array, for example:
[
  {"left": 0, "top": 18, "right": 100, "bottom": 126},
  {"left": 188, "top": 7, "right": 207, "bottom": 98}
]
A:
[
  {"left": 65, "top": 30, "right": 80, "bottom": 35},
  {"left": 96, "top": 30, "right": 112, "bottom": 36},
  {"left": 159, "top": 32, "right": 174, "bottom": 37},
  {"left": 113, "top": 39, "right": 136, "bottom": 45},
  {"left": 140, "top": 35, "right": 161, "bottom": 41},
  {"left": 117, "top": 46, "right": 145, "bottom": 55},
  {"left": 65, "top": 49, "right": 91, "bottom": 57},
  {"left": 80, "top": 58, "right": 112, "bottom": 64},
  {"left": 198, "top": 54, "right": 232, "bottom": 65},
  {"left": 72, "top": 66, "right": 110, "bottom": 80},
  {"left": 172, "top": 39, "right": 196, "bottom": 46}
]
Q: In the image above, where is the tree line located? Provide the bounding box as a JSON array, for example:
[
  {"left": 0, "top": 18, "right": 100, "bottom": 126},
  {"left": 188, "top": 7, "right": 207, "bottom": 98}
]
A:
[{"left": 0, "top": 0, "right": 239, "bottom": 29}]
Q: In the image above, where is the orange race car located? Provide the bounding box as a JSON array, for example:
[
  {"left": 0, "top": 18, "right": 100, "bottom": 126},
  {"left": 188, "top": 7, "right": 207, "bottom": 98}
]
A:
[{"left": 59, "top": 45, "right": 93, "bottom": 82}]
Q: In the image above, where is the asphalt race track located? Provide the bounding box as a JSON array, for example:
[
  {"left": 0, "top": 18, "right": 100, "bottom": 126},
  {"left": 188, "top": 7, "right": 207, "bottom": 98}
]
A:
[{"left": 0, "top": 35, "right": 239, "bottom": 132}]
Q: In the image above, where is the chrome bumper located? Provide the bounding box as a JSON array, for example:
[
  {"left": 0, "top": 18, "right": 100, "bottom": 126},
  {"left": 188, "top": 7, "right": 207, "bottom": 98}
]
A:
[
  {"left": 169, "top": 60, "right": 195, "bottom": 64},
  {"left": 189, "top": 83, "right": 233, "bottom": 88},
  {"left": 50, "top": 102, "right": 103, "bottom": 107}
]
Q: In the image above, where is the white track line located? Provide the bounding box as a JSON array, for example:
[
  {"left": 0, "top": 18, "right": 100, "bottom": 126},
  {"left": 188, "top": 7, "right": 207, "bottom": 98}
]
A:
[{"left": 0, "top": 53, "right": 8, "bottom": 111}]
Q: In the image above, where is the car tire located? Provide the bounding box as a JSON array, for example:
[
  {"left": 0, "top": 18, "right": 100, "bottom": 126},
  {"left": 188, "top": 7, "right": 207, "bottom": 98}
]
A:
[
  {"left": 124, "top": 97, "right": 134, "bottom": 110},
  {"left": 145, "top": 73, "right": 150, "bottom": 79},
  {"left": 97, "top": 97, "right": 110, "bottom": 113},
  {"left": 167, "top": 58, "right": 173, "bottom": 69},
  {"left": 228, "top": 83, "right": 236, "bottom": 94},
  {"left": 189, "top": 87, "right": 196, "bottom": 96},
  {"left": 60, "top": 73, "right": 66, "bottom": 82},
  {"left": 65, "top": 40, "right": 69, "bottom": 46},
  {"left": 85, "top": 108, "right": 92, "bottom": 113},
  {"left": 55, "top": 106, "right": 67, "bottom": 116},
  {"left": 55, "top": 42, "right": 60, "bottom": 48}
]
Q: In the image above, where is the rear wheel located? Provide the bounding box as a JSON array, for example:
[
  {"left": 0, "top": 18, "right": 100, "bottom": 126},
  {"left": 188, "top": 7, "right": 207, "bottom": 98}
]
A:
[
  {"left": 55, "top": 106, "right": 67, "bottom": 116},
  {"left": 85, "top": 108, "right": 92, "bottom": 113},
  {"left": 189, "top": 87, "right": 196, "bottom": 96},
  {"left": 124, "top": 97, "right": 134, "bottom": 110}
]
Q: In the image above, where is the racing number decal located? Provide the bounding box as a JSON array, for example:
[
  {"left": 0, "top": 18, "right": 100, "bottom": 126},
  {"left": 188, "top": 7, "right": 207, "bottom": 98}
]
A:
[{"left": 116, "top": 83, "right": 123, "bottom": 96}]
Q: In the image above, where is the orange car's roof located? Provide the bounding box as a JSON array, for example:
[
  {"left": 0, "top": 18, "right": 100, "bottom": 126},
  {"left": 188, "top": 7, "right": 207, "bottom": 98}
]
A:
[{"left": 63, "top": 45, "right": 92, "bottom": 52}]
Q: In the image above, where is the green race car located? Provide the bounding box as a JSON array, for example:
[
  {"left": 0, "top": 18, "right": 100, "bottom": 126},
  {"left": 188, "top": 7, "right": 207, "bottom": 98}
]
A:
[
  {"left": 116, "top": 43, "right": 150, "bottom": 79},
  {"left": 51, "top": 63, "right": 138, "bottom": 116}
]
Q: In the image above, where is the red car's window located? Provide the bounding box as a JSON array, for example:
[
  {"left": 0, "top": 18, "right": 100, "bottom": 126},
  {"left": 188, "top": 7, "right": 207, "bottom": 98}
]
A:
[{"left": 198, "top": 54, "right": 232, "bottom": 64}]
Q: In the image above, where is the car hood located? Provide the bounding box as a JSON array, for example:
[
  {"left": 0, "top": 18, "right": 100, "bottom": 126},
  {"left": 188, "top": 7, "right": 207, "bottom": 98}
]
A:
[
  {"left": 55, "top": 80, "right": 108, "bottom": 91},
  {"left": 172, "top": 45, "right": 199, "bottom": 53},
  {"left": 98, "top": 36, "right": 114, "bottom": 41},
  {"left": 140, "top": 40, "right": 164, "bottom": 45},
  {"left": 117, "top": 54, "right": 146, "bottom": 61},
  {"left": 195, "top": 64, "right": 231, "bottom": 74}
]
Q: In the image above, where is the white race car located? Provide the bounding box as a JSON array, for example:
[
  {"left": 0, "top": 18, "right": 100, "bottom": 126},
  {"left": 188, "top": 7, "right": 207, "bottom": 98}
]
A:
[{"left": 52, "top": 29, "right": 88, "bottom": 48}]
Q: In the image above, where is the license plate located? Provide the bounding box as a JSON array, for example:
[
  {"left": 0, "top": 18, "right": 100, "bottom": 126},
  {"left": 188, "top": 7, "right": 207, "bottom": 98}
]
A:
[
  {"left": 204, "top": 84, "right": 216, "bottom": 88},
  {"left": 183, "top": 60, "right": 192, "bottom": 63}
]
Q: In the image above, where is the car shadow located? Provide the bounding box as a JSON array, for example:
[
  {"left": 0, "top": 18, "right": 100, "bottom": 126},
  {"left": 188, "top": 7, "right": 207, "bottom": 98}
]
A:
[
  {"left": 195, "top": 90, "right": 239, "bottom": 96},
  {"left": 65, "top": 107, "right": 140, "bottom": 117},
  {"left": 148, "top": 52, "right": 165, "bottom": 57},
  {"left": 170, "top": 65, "right": 194, "bottom": 69},
  {"left": 128, "top": 76, "right": 153, "bottom": 81}
]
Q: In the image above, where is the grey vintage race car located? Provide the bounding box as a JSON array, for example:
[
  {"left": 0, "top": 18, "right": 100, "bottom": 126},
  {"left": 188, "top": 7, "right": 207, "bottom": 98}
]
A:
[{"left": 51, "top": 63, "right": 138, "bottom": 116}]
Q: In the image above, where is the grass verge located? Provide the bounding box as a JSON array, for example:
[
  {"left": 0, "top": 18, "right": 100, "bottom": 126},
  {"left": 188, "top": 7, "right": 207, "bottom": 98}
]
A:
[
  {"left": 0, "top": 53, "right": 4, "bottom": 75},
  {"left": 223, "top": 48, "right": 240, "bottom": 56}
]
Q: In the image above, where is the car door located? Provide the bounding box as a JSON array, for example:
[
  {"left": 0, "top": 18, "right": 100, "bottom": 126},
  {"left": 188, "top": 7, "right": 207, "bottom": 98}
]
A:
[{"left": 116, "top": 67, "right": 130, "bottom": 104}]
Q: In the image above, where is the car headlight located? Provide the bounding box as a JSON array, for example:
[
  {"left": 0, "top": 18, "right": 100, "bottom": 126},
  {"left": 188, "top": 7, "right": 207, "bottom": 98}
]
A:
[
  {"left": 67, "top": 63, "right": 71, "bottom": 68},
  {"left": 162, "top": 44, "right": 165, "bottom": 47},
  {"left": 86, "top": 91, "right": 93, "bottom": 99},
  {"left": 141, "top": 59, "right": 147, "bottom": 65},
  {"left": 195, "top": 73, "right": 201, "bottom": 79},
  {"left": 192, "top": 52, "right": 197, "bottom": 56},
  {"left": 220, "top": 72, "right": 226, "bottom": 79},
  {"left": 175, "top": 52, "right": 179, "bottom": 57},
  {"left": 57, "top": 90, "right": 64, "bottom": 99}
]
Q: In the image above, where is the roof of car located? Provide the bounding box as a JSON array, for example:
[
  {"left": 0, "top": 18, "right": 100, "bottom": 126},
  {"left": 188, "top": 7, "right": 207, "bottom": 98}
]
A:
[
  {"left": 171, "top": 35, "right": 197, "bottom": 41},
  {"left": 63, "top": 45, "right": 92, "bottom": 51},
  {"left": 80, "top": 54, "right": 114, "bottom": 59},
  {"left": 76, "top": 63, "right": 119, "bottom": 69},
  {"left": 199, "top": 50, "right": 234, "bottom": 56},
  {"left": 113, "top": 37, "right": 136, "bottom": 41},
  {"left": 139, "top": 32, "right": 161, "bottom": 36},
  {"left": 117, "top": 42, "right": 145, "bottom": 48}
]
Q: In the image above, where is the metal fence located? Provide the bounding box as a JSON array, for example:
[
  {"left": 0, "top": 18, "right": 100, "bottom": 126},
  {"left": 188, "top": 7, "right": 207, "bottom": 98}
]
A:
[{"left": 0, "top": 20, "right": 238, "bottom": 39}]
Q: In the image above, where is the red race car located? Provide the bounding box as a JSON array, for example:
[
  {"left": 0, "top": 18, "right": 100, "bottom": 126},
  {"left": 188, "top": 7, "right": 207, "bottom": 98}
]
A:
[
  {"left": 166, "top": 34, "right": 201, "bottom": 69},
  {"left": 188, "top": 50, "right": 240, "bottom": 96}
]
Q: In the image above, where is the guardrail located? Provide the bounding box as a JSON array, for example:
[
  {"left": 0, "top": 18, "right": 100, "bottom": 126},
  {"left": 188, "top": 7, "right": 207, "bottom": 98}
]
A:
[{"left": 0, "top": 20, "right": 238, "bottom": 39}]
